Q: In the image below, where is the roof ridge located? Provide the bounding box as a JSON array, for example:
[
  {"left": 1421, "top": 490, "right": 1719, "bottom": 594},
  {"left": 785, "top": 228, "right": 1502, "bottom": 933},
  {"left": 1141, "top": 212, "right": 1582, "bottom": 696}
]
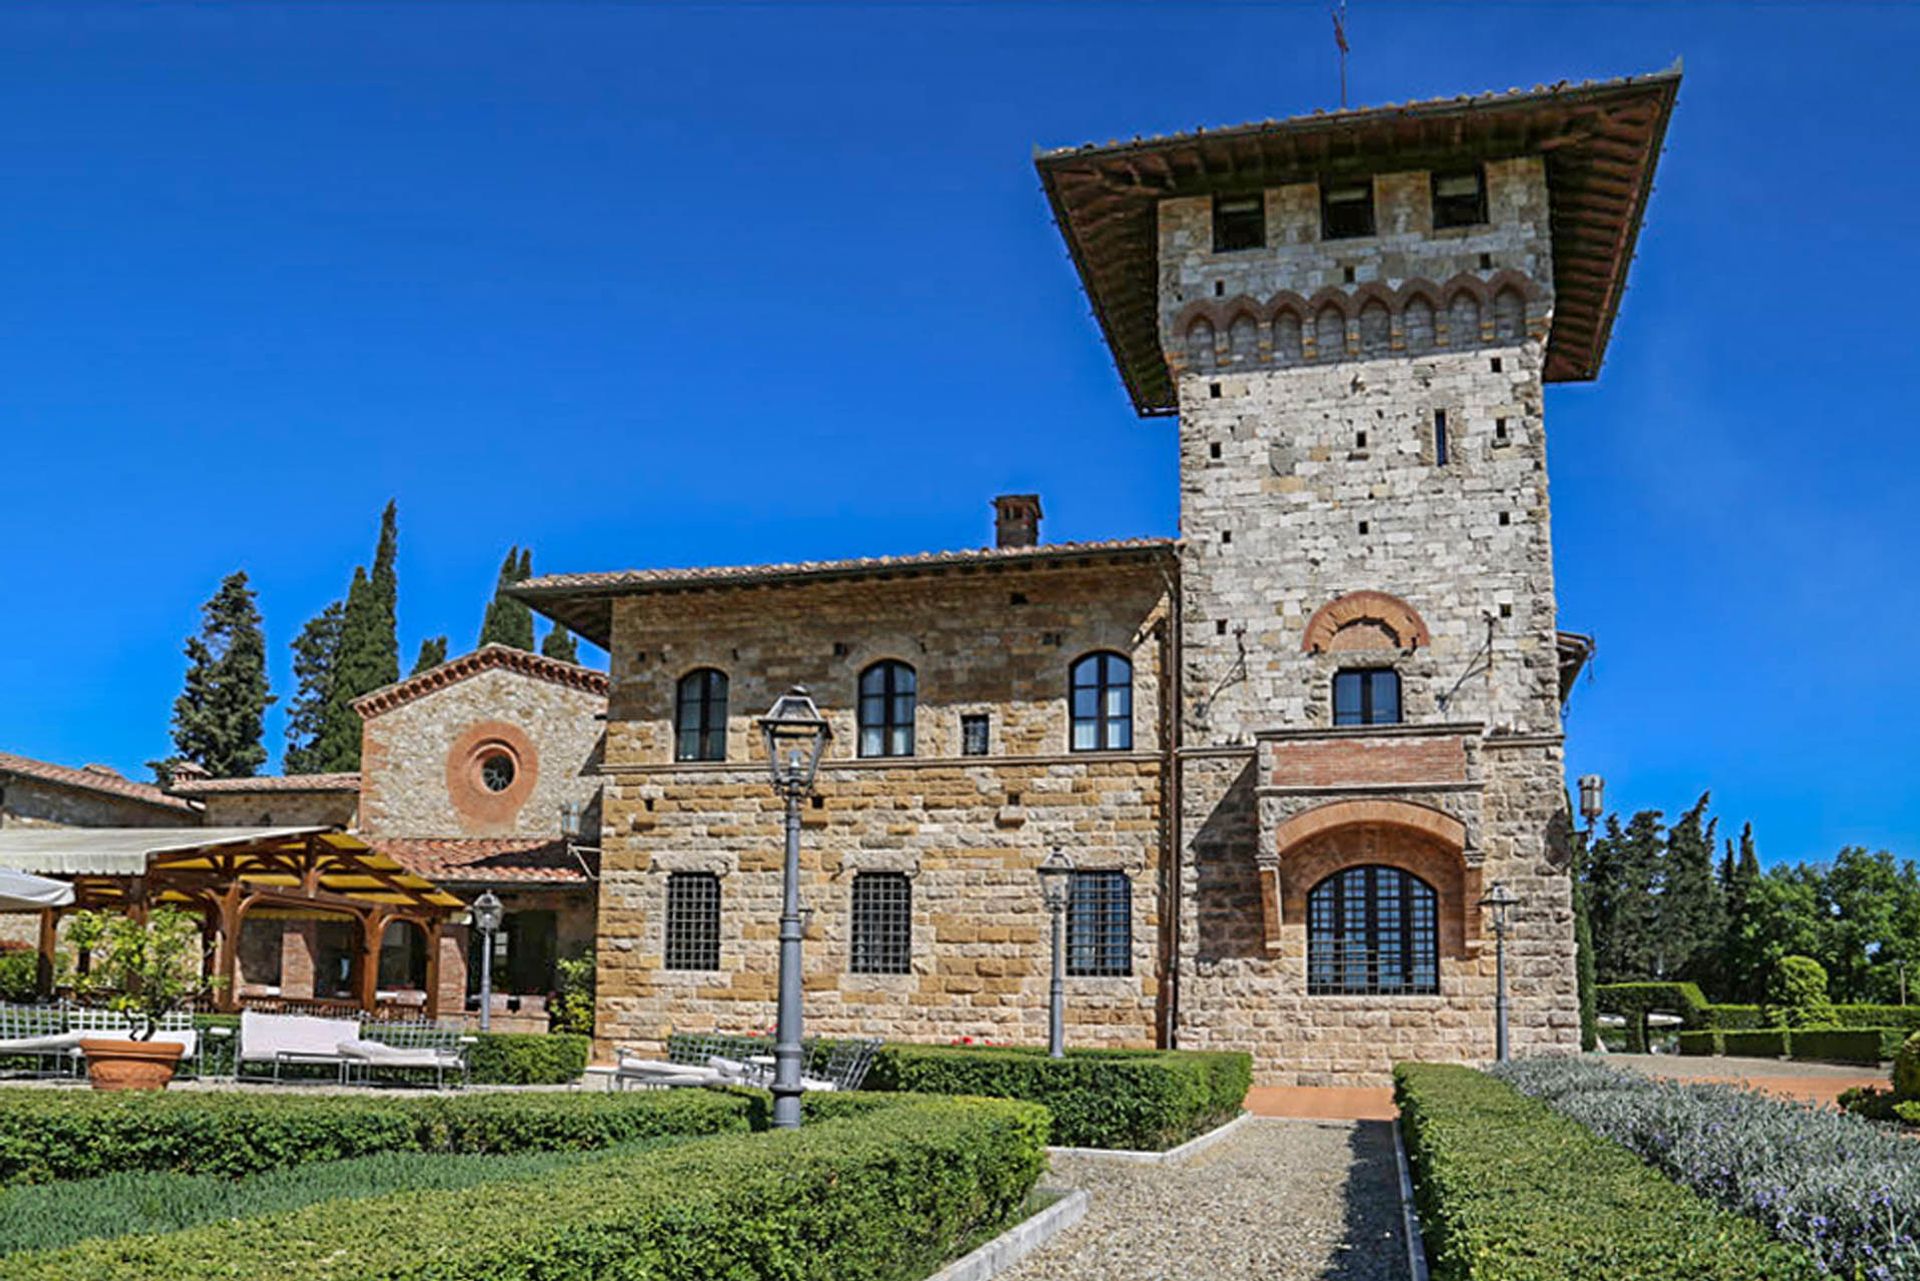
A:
[
  {"left": 352, "top": 643, "right": 609, "bottom": 721},
  {"left": 0, "top": 750, "right": 200, "bottom": 814}
]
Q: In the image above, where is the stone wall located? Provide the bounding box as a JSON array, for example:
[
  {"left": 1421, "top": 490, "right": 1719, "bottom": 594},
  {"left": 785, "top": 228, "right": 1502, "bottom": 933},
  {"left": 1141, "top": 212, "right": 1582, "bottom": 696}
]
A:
[
  {"left": 594, "top": 561, "right": 1171, "bottom": 1058},
  {"left": 196, "top": 791, "right": 359, "bottom": 830},
  {"left": 358, "top": 667, "right": 606, "bottom": 839},
  {"left": 0, "top": 778, "right": 199, "bottom": 830}
]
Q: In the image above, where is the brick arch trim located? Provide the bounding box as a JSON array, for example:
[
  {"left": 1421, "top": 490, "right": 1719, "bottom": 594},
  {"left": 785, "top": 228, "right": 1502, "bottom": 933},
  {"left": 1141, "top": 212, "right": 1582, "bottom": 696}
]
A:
[
  {"left": 1272, "top": 797, "right": 1465, "bottom": 857},
  {"left": 1301, "top": 590, "right": 1432, "bottom": 654}
]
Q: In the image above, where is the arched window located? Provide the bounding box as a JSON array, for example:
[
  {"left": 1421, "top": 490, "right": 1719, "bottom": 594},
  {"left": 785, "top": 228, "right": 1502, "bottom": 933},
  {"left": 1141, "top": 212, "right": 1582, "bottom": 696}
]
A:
[
  {"left": 858, "top": 661, "right": 916, "bottom": 758},
  {"left": 675, "top": 669, "right": 728, "bottom": 762},
  {"left": 1333, "top": 667, "right": 1401, "bottom": 726},
  {"left": 1070, "top": 652, "right": 1133, "bottom": 751},
  {"left": 1308, "top": 865, "right": 1439, "bottom": 995}
]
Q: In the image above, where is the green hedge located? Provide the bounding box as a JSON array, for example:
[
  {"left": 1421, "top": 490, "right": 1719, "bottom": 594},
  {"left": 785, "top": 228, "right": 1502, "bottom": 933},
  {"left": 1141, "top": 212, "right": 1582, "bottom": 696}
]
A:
[
  {"left": 1786, "top": 1027, "right": 1892, "bottom": 1065},
  {"left": 1595, "top": 982, "right": 1709, "bottom": 1051},
  {"left": 0, "top": 1094, "right": 1049, "bottom": 1281},
  {"left": 1720, "top": 1029, "right": 1789, "bottom": 1058},
  {"left": 466, "top": 1032, "right": 589, "bottom": 1084},
  {"left": 864, "top": 1044, "right": 1250, "bottom": 1151},
  {"left": 0, "top": 1086, "right": 751, "bottom": 1187},
  {"left": 1833, "top": 1004, "right": 1920, "bottom": 1032},
  {"left": 1394, "top": 1062, "right": 1818, "bottom": 1281},
  {"left": 1677, "top": 1030, "right": 1720, "bottom": 1056},
  {"left": 1701, "top": 1004, "right": 1765, "bottom": 1031}
]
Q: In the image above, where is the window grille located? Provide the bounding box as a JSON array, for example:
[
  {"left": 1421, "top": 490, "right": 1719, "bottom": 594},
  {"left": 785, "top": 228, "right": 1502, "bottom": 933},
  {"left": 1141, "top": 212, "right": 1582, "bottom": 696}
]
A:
[
  {"left": 850, "top": 872, "right": 912, "bottom": 975},
  {"left": 1067, "top": 870, "right": 1132, "bottom": 977},
  {"left": 1070, "top": 652, "right": 1133, "bottom": 751},
  {"left": 1212, "top": 193, "right": 1265, "bottom": 252},
  {"left": 1307, "top": 865, "right": 1439, "bottom": 995},
  {"left": 858, "top": 661, "right": 916, "bottom": 758},
  {"left": 961, "top": 713, "right": 990, "bottom": 756},
  {"left": 1333, "top": 668, "right": 1401, "bottom": 726},
  {"left": 675, "top": 669, "right": 729, "bottom": 762},
  {"left": 664, "top": 872, "right": 721, "bottom": 971}
]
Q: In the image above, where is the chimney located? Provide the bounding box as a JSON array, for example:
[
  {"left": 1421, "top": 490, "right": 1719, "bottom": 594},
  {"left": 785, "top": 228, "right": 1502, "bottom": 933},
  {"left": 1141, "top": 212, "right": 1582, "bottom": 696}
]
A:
[
  {"left": 168, "top": 760, "right": 211, "bottom": 785},
  {"left": 993, "top": 494, "right": 1043, "bottom": 549}
]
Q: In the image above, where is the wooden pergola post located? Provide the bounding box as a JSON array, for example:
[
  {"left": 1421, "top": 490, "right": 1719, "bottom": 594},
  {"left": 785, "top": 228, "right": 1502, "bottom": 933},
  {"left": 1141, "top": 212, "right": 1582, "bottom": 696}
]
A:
[
  {"left": 357, "top": 910, "right": 388, "bottom": 1013},
  {"left": 423, "top": 918, "right": 443, "bottom": 1020},
  {"left": 211, "top": 886, "right": 244, "bottom": 1013},
  {"left": 35, "top": 909, "right": 58, "bottom": 996}
]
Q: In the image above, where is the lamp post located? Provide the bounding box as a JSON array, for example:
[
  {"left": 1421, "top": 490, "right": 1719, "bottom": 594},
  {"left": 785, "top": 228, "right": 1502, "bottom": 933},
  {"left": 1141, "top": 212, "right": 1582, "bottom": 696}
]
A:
[
  {"left": 472, "top": 891, "right": 503, "bottom": 1033},
  {"left": 1479, "top": 880, "right": 1519, "bottom": 1063},
  {"left": 1578, "top": 775, "right": 1605, "bottom": 841},
  {"left": 757, "top": 686, "right": 832, "bottom": 1130},
  {"left": 1036, "top": 847, "right": 1074, "bottom": 1058}
]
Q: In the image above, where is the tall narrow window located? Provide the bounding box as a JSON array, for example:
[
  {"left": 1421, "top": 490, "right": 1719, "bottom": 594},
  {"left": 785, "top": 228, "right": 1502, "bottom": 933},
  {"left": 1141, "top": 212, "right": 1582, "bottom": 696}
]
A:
[
  {"left": 850, "top": 872, "right": 912, "bottom": 975},
  {"left": 675, "top": 668, "right": 729, "bottom": 762},
  {"left": 1321, "top": 179, "right": 1376, "bottom": 240},
  {"left": 1070, "top": 652, "right": 1133, "bottom": 751},
  {"left": 1431, "top": 167, "right": 1488, "bottom": 229},
  {"left": 1433, "top": 410, "right": 1450, "bottom": 466},
  {"left": 1067, "top": 870, "right": 1132, "bottom": 977},
  {"left": 961, "top": 713, "right": 990, "bottom": 757},
  {"left": 664, "top": 872, "right": 721, "bottom": 971},
  {"left": 858, "top": 661, "right": 916, "bottom": 758},
  {"left": 1307, "top": 865, "right": 1439, "bottom": 995},
  {"left": 1212, "top": 193, "right": 1265, "bottom": 252},
  {"left": 1333, "top": 668, "right": 1402, "bottom": 726}
]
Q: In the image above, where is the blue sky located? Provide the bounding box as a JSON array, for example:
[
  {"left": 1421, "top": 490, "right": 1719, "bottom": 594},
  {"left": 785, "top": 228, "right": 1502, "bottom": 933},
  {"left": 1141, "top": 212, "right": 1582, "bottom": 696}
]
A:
[{"left": 0, "top": 3, "right": 1912, "bottom": 867}]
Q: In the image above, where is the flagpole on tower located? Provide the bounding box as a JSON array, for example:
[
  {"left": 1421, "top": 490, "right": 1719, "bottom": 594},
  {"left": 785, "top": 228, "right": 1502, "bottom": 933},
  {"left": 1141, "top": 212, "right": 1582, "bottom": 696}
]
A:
[{"left": 1331, "top": 2, "right": 1350, "bottom": 109}]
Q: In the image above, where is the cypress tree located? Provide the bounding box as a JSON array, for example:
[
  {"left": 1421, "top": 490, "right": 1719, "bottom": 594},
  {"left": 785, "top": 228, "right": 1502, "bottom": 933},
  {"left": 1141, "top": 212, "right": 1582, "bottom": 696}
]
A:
[
  {"left": 411, "top": 635, "right": 449, "bottom": 675},
  {"left": 540, "top": 626, "right": 579, "bottom": 664},
  {"left": 1721, "top": 823, "right": 1763, "bottom": 999},
  {"left": 168, "top": 572, "right": 274, "bottom": 778},
  {"left": 311, "top": 567, "right": 377, "bottom": 770},
  {"left": 478, "top": 546, "right": 536, "bottom": 650},
  {"left": 1587, "top": 810, "right": 1665, "bottom": 982},
  {"left": 369, "top": 500, "right": 400, "bottom": 686},
  {"left": 283, "top": 600, "right": 344, "bottom": 774},
  {"left": 1662, "top": 793, "right": 1723, "bottom": 991}
]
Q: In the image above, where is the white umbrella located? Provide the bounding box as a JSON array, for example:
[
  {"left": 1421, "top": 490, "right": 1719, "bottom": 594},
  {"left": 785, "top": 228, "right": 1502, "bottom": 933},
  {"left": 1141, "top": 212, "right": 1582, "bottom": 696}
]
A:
[{"left": 0, "top": 867, "right": 74, "bottom": 912}]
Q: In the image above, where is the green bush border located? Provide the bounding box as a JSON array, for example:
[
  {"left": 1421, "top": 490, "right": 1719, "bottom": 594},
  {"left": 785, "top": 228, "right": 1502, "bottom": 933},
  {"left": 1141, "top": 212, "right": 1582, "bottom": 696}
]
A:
[
  {"left": 1394, "top": 1062, "right": 1818, "bottom": 1281},
  {"left": 864, "top": 1044, "right": 1250, "bottom": 1150},
  {"left": 1595, "top": 982, "right": 1709, "bottom": 1051},
  {"left": 1719, "top": 1029, "right": 1788, "bottom": 1058}
]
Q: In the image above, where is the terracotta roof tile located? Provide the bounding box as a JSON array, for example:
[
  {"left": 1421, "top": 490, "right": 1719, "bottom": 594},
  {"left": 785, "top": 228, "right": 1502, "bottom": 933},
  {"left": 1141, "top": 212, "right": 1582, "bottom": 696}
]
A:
[
  {"left": 169, "top": 772, "right": 360, "bottom": 795},
  {"left": 510, "top": 537, "right": 1179, "bottom": 647},
  {"left": 352, "top": 644, "right": 608, "bottom": 721},
  {"left": 367, "top": 836, "right": 592, "bottom": 885},
  {"left": 0, "top": 752, "right": 199, "bottom": 814}
]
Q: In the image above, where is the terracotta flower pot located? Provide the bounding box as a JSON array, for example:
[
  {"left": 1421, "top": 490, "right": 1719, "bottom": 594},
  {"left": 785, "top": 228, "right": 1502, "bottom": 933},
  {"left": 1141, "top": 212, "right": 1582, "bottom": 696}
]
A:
[{"left": 79, "top": 1037, "right": 183, "bottom": 1091}]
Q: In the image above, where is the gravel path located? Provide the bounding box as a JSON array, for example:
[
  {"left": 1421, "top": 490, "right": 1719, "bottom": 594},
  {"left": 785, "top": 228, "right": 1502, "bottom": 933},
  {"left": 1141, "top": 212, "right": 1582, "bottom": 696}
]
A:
[{"left": 1003, "top": 1118, "right": 1409, "bottom": 1281}]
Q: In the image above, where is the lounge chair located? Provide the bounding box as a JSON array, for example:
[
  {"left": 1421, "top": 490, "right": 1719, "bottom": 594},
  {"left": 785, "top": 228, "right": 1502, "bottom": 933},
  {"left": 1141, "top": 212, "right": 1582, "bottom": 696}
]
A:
[
  {"left": 0, "top": 1003, "right": 84, "bottom": 1077},
  {"left": 342, "top": 1019, "right": 474, "bottom": 1089},
  {"left": 237, "top": 1010, "right": 360, "bottom": 1083}
]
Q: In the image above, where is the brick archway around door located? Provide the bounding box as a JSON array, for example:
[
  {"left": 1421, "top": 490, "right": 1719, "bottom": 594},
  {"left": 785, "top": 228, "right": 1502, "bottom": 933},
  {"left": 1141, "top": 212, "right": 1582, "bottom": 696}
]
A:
[{"left": 1263, "top": 798, "right": 1480, "bottom": 958}]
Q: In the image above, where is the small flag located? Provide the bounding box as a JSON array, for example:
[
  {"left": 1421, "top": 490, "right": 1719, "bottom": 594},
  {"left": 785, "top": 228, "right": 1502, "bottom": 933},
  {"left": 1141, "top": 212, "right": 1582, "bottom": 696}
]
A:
[{"left": 1332, "top": 4, "right": 1349, "bottom": 55}]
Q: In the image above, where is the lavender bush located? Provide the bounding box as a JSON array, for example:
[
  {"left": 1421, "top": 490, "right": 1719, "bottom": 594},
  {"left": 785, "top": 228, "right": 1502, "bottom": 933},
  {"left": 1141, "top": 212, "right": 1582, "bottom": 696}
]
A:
[{"left": 1494, "top": 1057, "right": 1920, "bottom": 1279}]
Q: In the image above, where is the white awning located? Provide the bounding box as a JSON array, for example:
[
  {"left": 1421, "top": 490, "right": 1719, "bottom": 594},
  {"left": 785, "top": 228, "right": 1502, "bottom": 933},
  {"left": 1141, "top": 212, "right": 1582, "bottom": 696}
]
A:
[
  {"left": 0, "top": 828, "right": 328, "bottom": 877},
  {"left": 0, "top": 866, "right": 74, "bottom": 911}
]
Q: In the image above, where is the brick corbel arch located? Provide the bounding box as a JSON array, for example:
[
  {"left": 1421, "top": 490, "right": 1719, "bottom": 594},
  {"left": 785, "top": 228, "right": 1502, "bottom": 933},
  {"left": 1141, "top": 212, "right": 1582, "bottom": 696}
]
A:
[{"left": 1302, "top": 590, "right": 1432, "bottom": 654}]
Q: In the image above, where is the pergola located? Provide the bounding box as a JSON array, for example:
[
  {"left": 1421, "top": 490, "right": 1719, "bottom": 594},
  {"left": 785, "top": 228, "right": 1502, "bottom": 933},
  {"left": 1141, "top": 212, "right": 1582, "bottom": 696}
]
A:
[{"left": 0, "top": 827, "right": 463, "bottom": 1017}]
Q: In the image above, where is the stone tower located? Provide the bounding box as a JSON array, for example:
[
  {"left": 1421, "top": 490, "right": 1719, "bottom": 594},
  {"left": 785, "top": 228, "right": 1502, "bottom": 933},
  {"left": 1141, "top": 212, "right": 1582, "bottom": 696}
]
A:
[{"left": 1038, "top": 70, "right": 1679, "bottom": 1081}]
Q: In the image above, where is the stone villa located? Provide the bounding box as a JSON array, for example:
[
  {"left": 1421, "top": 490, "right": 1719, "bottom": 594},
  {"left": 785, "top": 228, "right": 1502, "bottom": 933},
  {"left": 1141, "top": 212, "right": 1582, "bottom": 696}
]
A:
[{"left": 2, "top": 69, "right": 1678, "bottom": 1082}]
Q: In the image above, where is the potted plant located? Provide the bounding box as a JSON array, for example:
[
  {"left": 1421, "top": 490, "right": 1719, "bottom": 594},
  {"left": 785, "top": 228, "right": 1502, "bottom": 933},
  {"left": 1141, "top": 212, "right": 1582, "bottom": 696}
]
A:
[{"left": 64, "top": 907, "right": 219, "bottom": 1091}]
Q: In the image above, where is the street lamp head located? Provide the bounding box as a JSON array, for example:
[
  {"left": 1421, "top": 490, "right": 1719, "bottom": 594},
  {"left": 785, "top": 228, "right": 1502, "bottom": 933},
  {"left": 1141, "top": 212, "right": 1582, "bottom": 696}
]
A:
[
  {"left": 1577, "top": 774, "right": 1606, "bottom": 824},
  {"left": 758, "top": 686, "right": 833, "bottom": 795},
  {"left": 1037, "top": 846, "right": 1075, "bottom": 914},
  {"left": 1478, "top": 879, "right": 1518, "bottom": 932},
  {"left": 559, "top": 799, "right": 584, "bottom": 840},
  {"left": 471, "top": 890, "right": 504, "bottom": 935}
]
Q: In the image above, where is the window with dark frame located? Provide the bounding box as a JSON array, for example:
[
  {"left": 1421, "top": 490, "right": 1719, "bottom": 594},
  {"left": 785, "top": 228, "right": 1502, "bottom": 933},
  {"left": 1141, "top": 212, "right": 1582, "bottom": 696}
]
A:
[
  {"left": 1433, "top": 409, "right": 1450, "bottom": 466},
  {"left": 1307, "top": 864, "right": 1439, "bottom": 995},
  {"left": 1070, "top": 652, "right": 1133, "bottom": 752},
  {"left": 961, "top": 713, "right": 990, "bottom": 757},
  {"left": 1431, "top": 167, "right": 1488, "bottom": 229},
  {"left": 1333, "top": 668, "right": 1402, "bottom": 726},
  {"left": 1066, "top": 870, "right": 1132, "bottom": 977},
  {"left": 663, "top": 872, "right": 721, "bottom": 971},
  {"left": 1320, "top": 179, "right": 1376, "bottom": 240},
  {"left": 858, "top": 660, "right": 916, "bottom": 758},
  {"left": 849, "top": 872, "right": 912, "bottom": 975},
  {"left": 1212, "top": 193, "right": 1265, "bottom": 252},
  {"left": 674, "top": 668, "right": 729, "bottom": 762}
]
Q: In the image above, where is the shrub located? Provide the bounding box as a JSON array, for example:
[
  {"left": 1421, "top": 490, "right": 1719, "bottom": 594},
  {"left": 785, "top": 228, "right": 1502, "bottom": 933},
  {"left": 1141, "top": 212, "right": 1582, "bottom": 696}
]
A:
[
  {"left": 1701, "top": 1003, "right": 1766, "bottom": 1031},
  {"left": 1496, "top": 1056, "right": 1920, "bottom": 1279},
  {"left": 549, "top": 947, "right": 595, "bottom": 1036},
  {"left": 1763, "top": 955, "right": 1837, "bottom": 1029},
  {"left": 0, "top": 1085, "right": 750, "bottom": 1187},
  {"left": 0, "top": 1094, "right": 1049, "bottom": 1281},
  {"left": 1394, "top": 1062, "right": 1816, "bottom": 1280},
  {"left": 1677, "top": 1030, "right": 1721, "bottom": 1056},
  {"left": 466, "top": 1031, "right": 588, "bottom": 1084},
  {"left": 1894, "top": 1030, "right": 1920, "bottom": 1100},
  {"left": 1836, "top": 1004, "right": 1920, "bottom": 1033},
  {"left": 864, "top": 1043, "right": 1249, "bottom": 1151},
  {"left": 1720, "top": 1028, "right": 1789, "bottom": 1058},
  {"left": 0, "top": 951, "right": 37, "bottom": 1003},
  {"left": 1788, "top": 1027, "right": 1891, "bottom": 1066},
  {"left": 1595, "top": 981, "right": 1709, "bottom": 1051}
]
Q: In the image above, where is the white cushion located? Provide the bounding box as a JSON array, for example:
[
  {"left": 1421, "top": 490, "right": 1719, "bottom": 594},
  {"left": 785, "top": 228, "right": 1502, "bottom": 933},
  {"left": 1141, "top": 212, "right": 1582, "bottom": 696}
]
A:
[
  {"left": 241, "top": 1011, "right": 359, "bottom": 1060},
  {"left": 338, "top": 1038, "right": 452, "bottom": 1068},
  {"left": 0, "top": 1032, "right": 83, "bottom": 1053}
]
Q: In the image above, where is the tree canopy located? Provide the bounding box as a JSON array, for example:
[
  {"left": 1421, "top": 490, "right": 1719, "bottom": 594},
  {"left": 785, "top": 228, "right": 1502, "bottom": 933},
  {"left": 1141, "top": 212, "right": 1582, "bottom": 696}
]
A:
[{"left": 167, "top": 571, "right": 273, "bottom": 778}]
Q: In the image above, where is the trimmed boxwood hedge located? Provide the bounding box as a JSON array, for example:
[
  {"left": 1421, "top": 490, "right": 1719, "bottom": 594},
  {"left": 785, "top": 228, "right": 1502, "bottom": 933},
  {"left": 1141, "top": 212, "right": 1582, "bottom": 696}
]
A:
[
  {"left": 1701, "top": 1003, "right": 1765, "bottom": 1031},
  {"left": 1394, "top": 1062, "right": 1818, "bottom": 1281},
  {"left": 0, "top": 1085, "right": 751, "bottom": 1187},
  {"left": 1720, "top": 1029, "right": 1789, "bottom": 1058},
  {"left": 1678, "top": 1030, "right": 1721, "bottom": 1056},
  {"left": 864, "top": 1043, "right": 1250, "bottom": 1151},
  {"left": 0, "top": 1094, "right": 1049, "bottom": 1281},
  {"left": 1786, "top": 1027, "right": 1892, "bottom": 1065},
  {"left": 1596, "top": 982, "right": 1710, "bottom": 1051}
]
